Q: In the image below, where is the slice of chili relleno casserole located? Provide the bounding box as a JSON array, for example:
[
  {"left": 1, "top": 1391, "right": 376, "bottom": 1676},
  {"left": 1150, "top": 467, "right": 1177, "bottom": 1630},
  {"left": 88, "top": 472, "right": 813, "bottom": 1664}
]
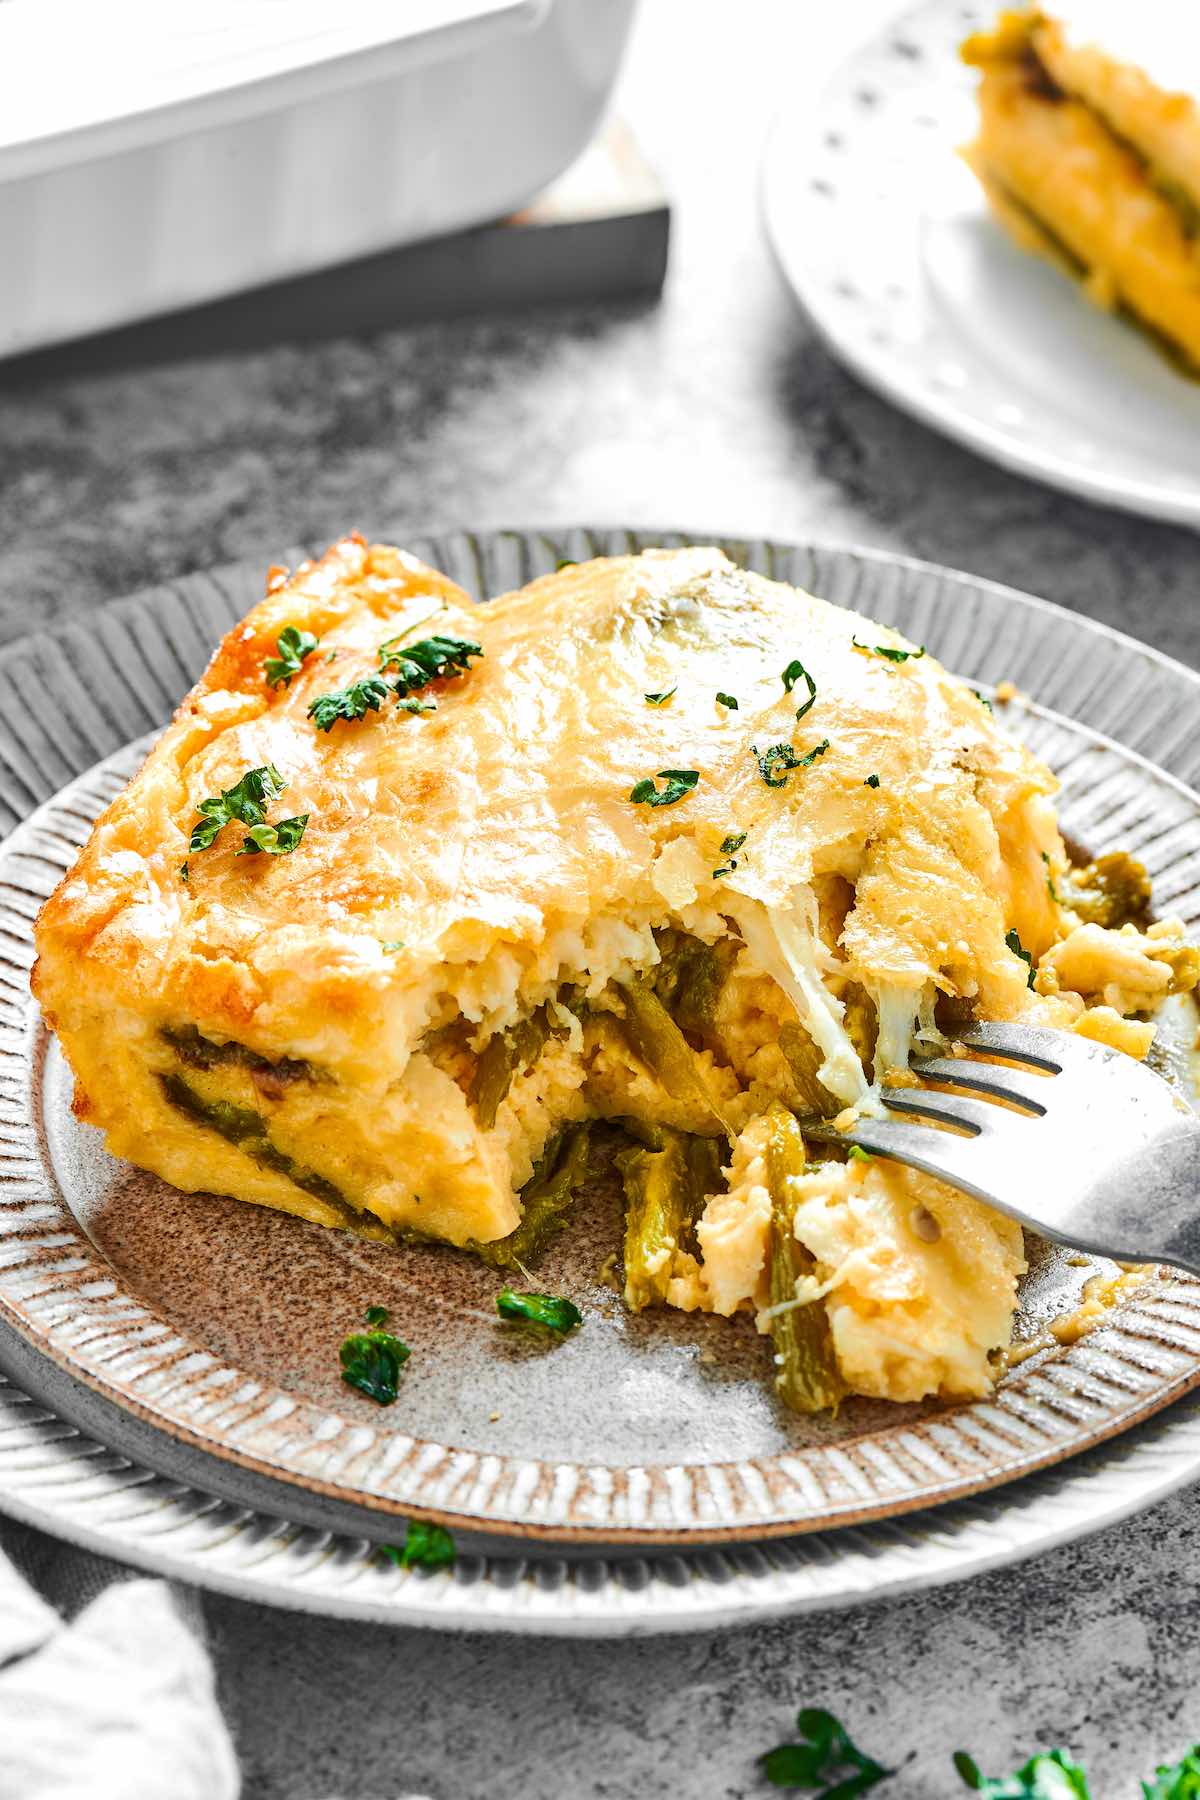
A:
[
  {"left": 962, "top": 4, "right": 1200, "bottom": 372},
  {"left": 33, "top": 536, "right": 1199, "bottom": 1412}
]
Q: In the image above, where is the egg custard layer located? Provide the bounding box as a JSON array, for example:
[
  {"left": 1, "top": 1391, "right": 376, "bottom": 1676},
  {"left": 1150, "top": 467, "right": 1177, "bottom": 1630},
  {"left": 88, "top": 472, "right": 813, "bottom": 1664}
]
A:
[
  {"left": 33, "top": 537, "right": 1199, "bottom": 1412},
  {"left": 962, "top": 6, "right": 1200, "bottom": 373}
]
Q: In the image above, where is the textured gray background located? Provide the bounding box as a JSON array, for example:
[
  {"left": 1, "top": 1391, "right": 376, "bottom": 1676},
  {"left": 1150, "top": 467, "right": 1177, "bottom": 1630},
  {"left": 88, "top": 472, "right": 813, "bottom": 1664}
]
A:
[{"left": 2, "top": 2, "right": 1199, "bottom": 1794}]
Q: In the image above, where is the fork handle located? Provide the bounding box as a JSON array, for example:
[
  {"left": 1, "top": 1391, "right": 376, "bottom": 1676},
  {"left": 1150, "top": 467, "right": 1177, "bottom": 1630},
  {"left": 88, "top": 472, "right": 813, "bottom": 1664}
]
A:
[{"left": 1068, "top": 1126, "right": 1200, "bottom": 1278}]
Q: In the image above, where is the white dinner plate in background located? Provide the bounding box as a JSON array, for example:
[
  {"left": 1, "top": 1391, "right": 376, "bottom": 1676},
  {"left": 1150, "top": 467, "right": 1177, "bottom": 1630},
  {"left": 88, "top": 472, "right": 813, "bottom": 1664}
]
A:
[{"left": 762, "top": 0, "right": 1200, "bottom": 527}]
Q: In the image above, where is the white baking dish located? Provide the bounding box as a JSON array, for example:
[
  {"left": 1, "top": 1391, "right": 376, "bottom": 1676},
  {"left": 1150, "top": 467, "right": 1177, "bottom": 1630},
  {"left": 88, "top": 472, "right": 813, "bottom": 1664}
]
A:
[{"left": 0, "top": 0, "right": 638, "bottom": 358}]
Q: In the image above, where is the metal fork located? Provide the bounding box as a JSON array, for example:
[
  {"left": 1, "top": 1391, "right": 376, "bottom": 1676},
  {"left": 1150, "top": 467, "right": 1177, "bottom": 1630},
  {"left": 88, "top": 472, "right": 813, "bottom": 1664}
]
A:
[{"left": 803, "top": 1021, "right": 1200, "bottom": 1276}]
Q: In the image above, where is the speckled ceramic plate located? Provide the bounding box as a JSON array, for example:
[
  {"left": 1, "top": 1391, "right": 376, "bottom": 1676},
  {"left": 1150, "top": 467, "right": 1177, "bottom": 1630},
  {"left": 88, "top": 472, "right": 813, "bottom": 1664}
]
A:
[
  {"left": 3, "top": 528, "right": 1200, "bottom": 1634},
  {"left": 762, "top": 0, "right": 1200, "bottom": 527}
]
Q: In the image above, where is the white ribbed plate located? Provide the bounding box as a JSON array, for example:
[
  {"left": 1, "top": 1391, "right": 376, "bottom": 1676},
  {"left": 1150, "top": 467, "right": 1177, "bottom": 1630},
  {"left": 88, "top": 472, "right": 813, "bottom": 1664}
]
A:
[
  {"left": 2, "top": 527, "right": 1200, "bottom": 1633},
  {"left": 762, "top": 0, "right": 1200, "bottom": 528}
]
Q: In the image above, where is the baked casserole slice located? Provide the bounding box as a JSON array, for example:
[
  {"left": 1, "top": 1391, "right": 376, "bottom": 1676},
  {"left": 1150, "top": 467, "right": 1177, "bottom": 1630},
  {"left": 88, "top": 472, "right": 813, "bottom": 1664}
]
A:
[
  {"left": 33, "top": 536, "right": 1199, "bottom": 1411},
  {"left": 962, "top": 4, "right": 1200, "bottom": 372}
]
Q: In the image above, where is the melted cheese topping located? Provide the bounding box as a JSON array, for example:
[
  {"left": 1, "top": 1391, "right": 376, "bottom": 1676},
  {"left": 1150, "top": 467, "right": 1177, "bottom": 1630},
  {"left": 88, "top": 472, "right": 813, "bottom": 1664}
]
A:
[
  {"left": 31, "top": 537, "right": 1197, "bottom": 1405},
  {"left": 963, "top": 10, "right": 1200, "bottom": 371}
]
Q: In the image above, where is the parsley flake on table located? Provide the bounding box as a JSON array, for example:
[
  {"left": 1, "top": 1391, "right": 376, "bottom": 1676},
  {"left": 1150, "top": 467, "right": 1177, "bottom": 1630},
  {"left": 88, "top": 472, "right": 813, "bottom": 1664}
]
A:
[
  {"left": 380, "top": 1520, "right": 457, "bottom": 1572},
  {"left": 1142, "top": 1745, "right": 1200, "bottom": 1799},
  {"left": 644, "top": 686, "right": 677, "bottom": 706},
  {"left": 762, "top": 1706, "right": 891, "bottom": 1795},
  {"left": 629, "top": 769, "right": 699, "bottom": 807},
  {"left": 852, "top": 637, "right": 925, "bottom": 664},
  {"left": 339, "top": 1306, "right": 411, "bottom": 1404},
  {"left": 307, "top": 675, "right": 391, "bottom": 732},
  {"left": 263, "top": 625, "right": 319, "bottom": 688},
  {"left": 781, "top": 658, "right": 817, "bottom": 721},
  {"left": 377, "top": 632, "right": 483, "bottom": 694},
  {"left": 189, "top": 765, "right": 295, "bottom": 855},
  {"left": 754, "top": 740, "right": 829, "bottom": 788},
  {"left": 1006, "top": 927, "right": 1036, "bottom": 988},
  {"left": 954, "top": 1747, "right": 1091, "bottom": 1798},
  {"left": 496, "top": 1288, "right": 581, "bottom": 1334}
]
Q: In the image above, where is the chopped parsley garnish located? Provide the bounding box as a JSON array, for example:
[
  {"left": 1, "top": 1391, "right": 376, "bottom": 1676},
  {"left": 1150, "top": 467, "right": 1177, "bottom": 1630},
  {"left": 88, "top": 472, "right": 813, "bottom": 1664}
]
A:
[
  {"left": 864, "top": 774, "right": 881, "bottom": 789},
  {"left": 853, "top": 637, "right": 925, "bottom": 664},
  {"left": 762, "top": 1707, "right": 891, "bottom": 1794},
  {"left": 782, "top": 658, "right": 818, "bottom": 721},
  {"left": 1042, "top": 851, "right": 1060, "bottom": 903},
  {"left": 496, "top": 1288, "right": 581, "bottom": 1334},
  {"left": 644, "top": 686, "right": 677, "bottom": 706},
  {"left": 264, "top": 625, "right": 318, "bottom": 688},
  {"left": 716, "top": 691, "right": 739, "bottom": 710},
  {"left": 396, "top": 697, "right": 437, "bottom": 715},
  {"left": 754, "top": 740, "right": 830, "bottom": 788},
  {"left": 308, "top": 675, "right": 391, "bottom": 732},
  {"left": 339, "top": 1306, "right": 411, "bottom": 1404},
  {"left": 380, "top": 1520, "right": 457, "bottom": 1572},
  {"left": 555, "top": 557, "right": 576, "bottom": 571},
  {"left": 237, "top": 814, "right": 309, "bottom": 857},
  {"left": 377, "top": 632, "right": 483, "bottom": 694},
  {"left": 629, "top": 769, "right": 699, "bottom": 808},
  {"left": 972, "top": 689, "right": 994, "bottom": 711},
  {"left": 954, "top": 1748, "right": 1090, "bottom": 1797},
  {"left": 1006, "top": 927, "right": 1036, "bottom": 988},
  {"left": 189, "top": 764, "right": 306, "bottom": 860},
  {"left": 713, "top": 830, "right": 747, "bottom": 881},
  {"left": 179, "top": 862, "right": 189, "bottom": 883},
  {"left": 847, "top": 1144, "right": 872, "bottom": 1163},
  {"left": 1143, "top": 1746, "right": 1200, "bottom": 1799}
]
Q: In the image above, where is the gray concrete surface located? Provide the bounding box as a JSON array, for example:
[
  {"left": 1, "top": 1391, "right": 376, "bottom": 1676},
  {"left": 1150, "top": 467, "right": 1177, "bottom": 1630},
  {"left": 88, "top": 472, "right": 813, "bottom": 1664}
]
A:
[{"left": 2, "top": 3, "right": 1198, "bottom": 1794}]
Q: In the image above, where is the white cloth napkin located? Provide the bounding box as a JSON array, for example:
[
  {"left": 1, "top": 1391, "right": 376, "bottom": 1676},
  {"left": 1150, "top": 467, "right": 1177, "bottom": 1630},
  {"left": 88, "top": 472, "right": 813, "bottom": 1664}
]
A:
[{"left": 0, "top": 1525, "right": 239, "bottom": 1800}]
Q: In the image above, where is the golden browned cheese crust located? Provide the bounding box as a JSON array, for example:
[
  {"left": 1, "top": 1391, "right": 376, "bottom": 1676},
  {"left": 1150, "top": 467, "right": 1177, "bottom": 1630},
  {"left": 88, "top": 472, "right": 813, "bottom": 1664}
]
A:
[
  {"left": 962, "top": 9, "right": 1200, "bottom": 372},
  {"left": 33, "top": 535, "right": 1200, "bottom": 1406}
]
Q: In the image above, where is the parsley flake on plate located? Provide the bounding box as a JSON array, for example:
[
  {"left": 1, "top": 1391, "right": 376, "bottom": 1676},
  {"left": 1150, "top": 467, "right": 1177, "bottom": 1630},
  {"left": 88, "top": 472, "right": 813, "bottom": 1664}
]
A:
[
  {"left": 496, "top": 1288, "right": 581, "bottom": 1334},
  {"left": 782, "top": 658, "right": 818, "bottom": 721},
  {"left": 644, "top": 686, "right": 677, "bottom": 706},
  {"left": 762, "top": 1706, "right": 891, "bottom": 1794},
  {"left": 263, "top": 625, "right": 318, "bottom": 688},
  {"left": 754, "top": 740, "right": 829, "bottom": 789},
  {"left": 953, "top": 1747, "right": 1091, "bottom": 1798},
  {"left": 307, "top": 675, "right": 391, "bottom": 732},
  {"left": 339, "top": 1307, "right": 411, "bottom": 1404},
  {"left": 1006, "top": 927, "right": 1036, "bottom": 989},
  {"left": 189, "top": 765, "right": 295, "bottom": 855},
  {"left": 629, "top": 769, "right": 699, "bottom": 807},
  {"left": 380, "top": 1520, "right": 457, "bottom": 1572},
  {"left": 852, "top": 637, "right": 925, "bottom": 664},
  {"left": 377, "top": 632, "right": 483, "bottom": 694}
]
